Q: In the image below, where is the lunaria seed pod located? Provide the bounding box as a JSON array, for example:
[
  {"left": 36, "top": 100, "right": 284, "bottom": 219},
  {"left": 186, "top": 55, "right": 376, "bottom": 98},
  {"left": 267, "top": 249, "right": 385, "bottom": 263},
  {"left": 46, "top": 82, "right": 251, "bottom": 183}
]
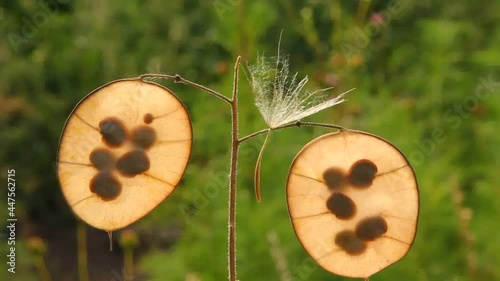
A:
[
  {"left": 57, "top": 79, "right": 192, "bottom": 231},
  {"left": 286, "top": 130, "right": 419, "bottom": 279}
]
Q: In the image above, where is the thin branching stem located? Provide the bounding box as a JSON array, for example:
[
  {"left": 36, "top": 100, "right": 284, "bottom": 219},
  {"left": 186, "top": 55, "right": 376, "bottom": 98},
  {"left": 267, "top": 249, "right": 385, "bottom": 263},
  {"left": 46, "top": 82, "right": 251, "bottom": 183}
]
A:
[
  {"left": 141, "top": 62, "right": 242, "bottom": 281},
  {"left": 139, "top": 73, "right": 232, "bottom": 104},
  {"left": 142, "top": 59, "right": 345, "bottom": 281},
  {"left": 239, "top": 121, "right": 346, "bottom": 143},
  {"left": 228, "top": 56, "right": 242, "bottom": 281},
  {"left": 297, "top": 121, "right": 346, "bottom": 131}
]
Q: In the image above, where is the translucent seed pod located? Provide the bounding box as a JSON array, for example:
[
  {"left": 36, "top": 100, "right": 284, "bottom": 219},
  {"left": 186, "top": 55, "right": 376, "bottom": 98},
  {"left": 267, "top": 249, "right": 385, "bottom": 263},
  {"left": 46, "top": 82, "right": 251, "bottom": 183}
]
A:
[
  {"left": 286, "top": 130, "right": 419, "bottom": 279},
  {"left": 57, "top": 79, "right": 192, "bottom": 231}
]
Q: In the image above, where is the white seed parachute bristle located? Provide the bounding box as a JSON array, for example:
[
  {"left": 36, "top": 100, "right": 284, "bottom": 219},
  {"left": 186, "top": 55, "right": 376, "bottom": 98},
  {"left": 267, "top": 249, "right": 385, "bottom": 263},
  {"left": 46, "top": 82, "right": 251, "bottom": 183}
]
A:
[{"left": 248, "top": 52, "right": 351, "bottom": 128}]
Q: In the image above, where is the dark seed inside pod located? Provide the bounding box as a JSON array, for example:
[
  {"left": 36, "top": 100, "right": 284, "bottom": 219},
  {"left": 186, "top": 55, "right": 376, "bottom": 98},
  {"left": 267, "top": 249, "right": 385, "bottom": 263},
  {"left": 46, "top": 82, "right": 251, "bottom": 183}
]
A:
[
  {"left": 116, "top": 149, "right": 150, "bottom": 177},
  {"left": 348, "top": 159, "right": 378, "bottom": 187},
  {"left": 99, "top": 117, "right": 128, "bottom": 147},
  {"left": 90, "top": 172, "right": 122, "bottom": 201}
]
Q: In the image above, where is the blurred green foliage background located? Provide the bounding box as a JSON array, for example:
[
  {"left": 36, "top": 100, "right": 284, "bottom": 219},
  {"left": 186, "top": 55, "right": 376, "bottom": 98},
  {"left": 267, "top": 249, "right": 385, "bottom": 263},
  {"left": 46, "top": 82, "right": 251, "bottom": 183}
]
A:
[{"left": 1, "top": 0, "right": 499, "bottom": 280}]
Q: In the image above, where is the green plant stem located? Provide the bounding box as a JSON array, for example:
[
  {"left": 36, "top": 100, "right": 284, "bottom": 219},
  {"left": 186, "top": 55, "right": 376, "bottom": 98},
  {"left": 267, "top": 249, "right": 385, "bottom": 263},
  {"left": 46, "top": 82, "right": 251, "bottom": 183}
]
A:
[
  {"left": 239, "top": 121, "right": 346, "bottom": 143},
  {"left": 123, "top": 248, "right": 134, "bottom": 281},
  {"left": 228, "top": 56, "right": 242, "bottom": 281},
  {"left": 77, "top": 222, "right": 89, "bottom": 281}
]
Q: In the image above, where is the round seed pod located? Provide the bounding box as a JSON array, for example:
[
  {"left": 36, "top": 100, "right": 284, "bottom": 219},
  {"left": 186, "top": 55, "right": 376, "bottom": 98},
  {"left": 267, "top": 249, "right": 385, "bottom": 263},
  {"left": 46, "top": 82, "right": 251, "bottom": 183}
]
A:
[
  {"left": 286, "top": 130, "right": 418, "bottom": 279},
  {"left": 57, "top": 79, "right": 192, "bottom": 231}
]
